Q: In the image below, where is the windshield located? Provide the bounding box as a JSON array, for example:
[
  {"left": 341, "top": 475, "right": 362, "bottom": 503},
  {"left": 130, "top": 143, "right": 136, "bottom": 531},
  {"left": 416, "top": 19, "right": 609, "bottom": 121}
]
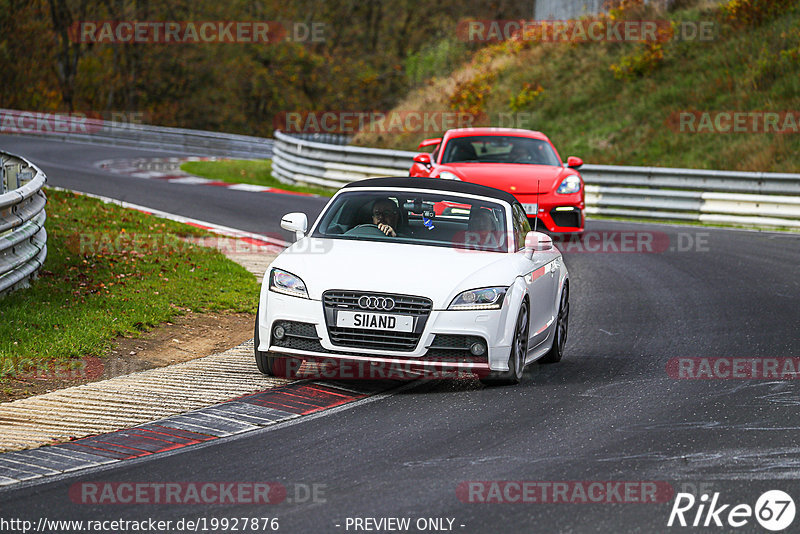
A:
[
  {"left": 312, "top": 191, "right": 510, "bottom": 252},
  {"left": 441, "top": 135, "right": 561, "bottom": 166}
]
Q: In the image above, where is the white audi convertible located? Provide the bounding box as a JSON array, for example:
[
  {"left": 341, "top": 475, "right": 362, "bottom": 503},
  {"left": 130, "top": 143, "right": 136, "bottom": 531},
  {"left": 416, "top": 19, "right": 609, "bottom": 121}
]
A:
[{"left": 255, "top": 177, "right": 569, "bottom": 385}]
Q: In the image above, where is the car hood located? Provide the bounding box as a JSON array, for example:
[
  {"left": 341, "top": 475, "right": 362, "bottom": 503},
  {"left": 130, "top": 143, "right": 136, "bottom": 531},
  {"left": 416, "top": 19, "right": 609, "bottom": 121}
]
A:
[
  {"left": 269, "top": 237, "right": 526, "bottom": 308},
  {"left": 440, "top": 163, "right": 571, "bottom": 194}
]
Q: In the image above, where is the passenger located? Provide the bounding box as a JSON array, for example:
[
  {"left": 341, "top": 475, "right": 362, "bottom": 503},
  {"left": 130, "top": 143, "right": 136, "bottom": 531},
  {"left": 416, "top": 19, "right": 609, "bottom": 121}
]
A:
[
  {"left": 468, "top": 208, "right": 497, "bottom": 232},
  {"left": 466, "top": 208, "right": 504, "bottom": 250}
]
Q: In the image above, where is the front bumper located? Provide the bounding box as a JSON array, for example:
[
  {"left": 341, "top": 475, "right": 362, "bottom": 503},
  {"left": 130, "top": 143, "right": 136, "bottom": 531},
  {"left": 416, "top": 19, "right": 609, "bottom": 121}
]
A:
[
  {"left": 518, "top": 193, "right": 585, "bottom": 233},
  {"left": 258, "top": 291, "right": 515, "bottom": 372}
]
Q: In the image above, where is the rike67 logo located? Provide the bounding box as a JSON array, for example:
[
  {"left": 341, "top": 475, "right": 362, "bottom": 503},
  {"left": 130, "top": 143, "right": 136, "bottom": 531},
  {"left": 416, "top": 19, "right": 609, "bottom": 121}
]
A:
[{"left": 668, "top": 490, "right": 795, "bottom": 531}]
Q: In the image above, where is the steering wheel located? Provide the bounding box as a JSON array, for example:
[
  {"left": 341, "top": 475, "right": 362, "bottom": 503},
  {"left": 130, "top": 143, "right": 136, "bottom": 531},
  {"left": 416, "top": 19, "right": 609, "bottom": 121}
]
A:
[{"left": 344, "top": 223, "right": 388, "bottom": 237}]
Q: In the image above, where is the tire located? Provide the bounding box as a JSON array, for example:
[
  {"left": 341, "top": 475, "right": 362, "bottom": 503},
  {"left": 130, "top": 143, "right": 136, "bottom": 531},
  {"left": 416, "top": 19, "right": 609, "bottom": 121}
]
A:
[
  {"left": 254, "top": 305, "right": 302, "bottom": 378},
  {"left": 540, "top": 283, "right": 569, "bottom": 364},
  {"left": 480, "top": 301, "right": 529, "bottom": 386}
]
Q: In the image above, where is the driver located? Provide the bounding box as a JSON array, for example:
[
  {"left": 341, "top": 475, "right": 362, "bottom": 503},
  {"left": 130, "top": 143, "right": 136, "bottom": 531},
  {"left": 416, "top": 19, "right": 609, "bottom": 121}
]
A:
[
  {"left": 508, "top": 143, "right": 531, "bottom": 162},
  {"left": 372, "top": 198, "right": 401, "bottom": 237}
]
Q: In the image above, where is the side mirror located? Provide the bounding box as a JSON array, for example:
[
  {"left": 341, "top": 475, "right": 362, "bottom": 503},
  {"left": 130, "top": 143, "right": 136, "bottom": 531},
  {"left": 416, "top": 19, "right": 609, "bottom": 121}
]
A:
[
  {"left": 417, "top": 137, "right": 442, "bottom": 149},
  {"left": 524, "top": 231, "right": 553, "bottom": 259},
  {"left": 413, "top": 153, "right": 432, "bottom": 167},
  {"left": 280, "top": 212, "right": 308, "bottom": 241},
  {"left": 566, "top": 156, "right": 583, "bottom": 169}
]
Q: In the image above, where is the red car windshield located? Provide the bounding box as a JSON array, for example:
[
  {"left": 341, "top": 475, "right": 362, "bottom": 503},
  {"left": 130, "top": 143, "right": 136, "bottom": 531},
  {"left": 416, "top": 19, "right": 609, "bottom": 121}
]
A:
[{"left": 441, "top": 136, "right": 560, "bottom": 166}]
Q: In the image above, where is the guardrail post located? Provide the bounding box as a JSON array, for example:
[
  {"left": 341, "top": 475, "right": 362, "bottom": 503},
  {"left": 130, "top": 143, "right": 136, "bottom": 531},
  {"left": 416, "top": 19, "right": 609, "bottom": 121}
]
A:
[
  {"left": 18, "top": 166, "right": 34, "bottom": 185},
  {"left": 4, "top": 163, "right": 19, "bottom": 192}
]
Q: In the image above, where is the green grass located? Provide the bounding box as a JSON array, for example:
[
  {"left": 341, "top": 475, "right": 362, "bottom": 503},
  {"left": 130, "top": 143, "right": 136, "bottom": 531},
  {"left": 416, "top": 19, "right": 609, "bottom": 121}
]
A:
[
  {"left": 0, "top": 189, "right": 260, "bottom": 379},
  {"left": 355, "top": 0, "right": 800, "bottom": 173},
  {"left": 181, "top": 159, "right": 335, "bottom": 197}
]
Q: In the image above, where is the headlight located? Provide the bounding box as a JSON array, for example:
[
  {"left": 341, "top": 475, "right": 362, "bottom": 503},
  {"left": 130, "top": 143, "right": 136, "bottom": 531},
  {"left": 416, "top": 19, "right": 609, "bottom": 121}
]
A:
[
  {"left": 557, "top": 175, "right": 582, "bottom": 194},
  {"left": 269, "top": 268, "right": 309, "bottom": 299},
  {"left": 449, "top": 287, "right": 508, "bottom": 310},
  {"left": 438, "top": 171, "right": 461, "bottom": 181}
]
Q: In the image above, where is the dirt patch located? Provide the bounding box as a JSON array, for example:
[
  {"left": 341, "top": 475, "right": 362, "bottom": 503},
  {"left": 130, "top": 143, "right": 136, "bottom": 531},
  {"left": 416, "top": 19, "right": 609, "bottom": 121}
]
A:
[{"left": 0, "top": 311, "right": 255, "bottom": 403}]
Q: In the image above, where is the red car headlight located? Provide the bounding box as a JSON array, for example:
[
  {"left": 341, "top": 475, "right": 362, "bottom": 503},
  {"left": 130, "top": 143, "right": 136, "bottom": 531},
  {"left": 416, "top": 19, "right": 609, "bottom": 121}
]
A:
[
  {"left": 437, "top": 171, "right": 462, "bottom": 181},
  {"left": 556, "top": 175, "right": 582, "bottom": 194}
]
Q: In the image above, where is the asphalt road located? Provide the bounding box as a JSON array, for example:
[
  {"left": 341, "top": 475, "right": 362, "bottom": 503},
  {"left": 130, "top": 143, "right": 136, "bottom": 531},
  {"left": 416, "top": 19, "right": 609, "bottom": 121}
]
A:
[
  {"left": 0, "top": 135, "right": 329, "bottom": 238},
  {"left": 1, "top": 134, "right": 800, "bottom": 533}
]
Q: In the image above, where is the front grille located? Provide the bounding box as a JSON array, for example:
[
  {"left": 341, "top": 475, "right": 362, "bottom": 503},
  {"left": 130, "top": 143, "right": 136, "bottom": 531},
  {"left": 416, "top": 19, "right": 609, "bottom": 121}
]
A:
[
  {"left": 550, "top": 207, "right": 582, "bottom": 228},
  {"left": 322, "top": 290, "right": 432, "bottom": 352},
  {"left": 325, "top": 327, "right": 422, "bottom": 351},
  {"left": 323, "top": 291, "right": 432, "bottom": 314}
]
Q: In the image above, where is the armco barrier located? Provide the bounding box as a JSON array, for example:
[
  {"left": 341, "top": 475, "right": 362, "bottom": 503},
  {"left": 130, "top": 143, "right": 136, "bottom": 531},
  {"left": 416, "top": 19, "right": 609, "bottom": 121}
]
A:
[
  {"left": 272, "top": 130, "right": 416, "bottom": 188},
  {"left": 0, "top": 152, "right": 47, "bottom": 296},
  {"left": 272, "top": 130, "right": 800, "bottom": 229},
  {"left": 0, "top": 108, "right": 273, "bottom": 159}
]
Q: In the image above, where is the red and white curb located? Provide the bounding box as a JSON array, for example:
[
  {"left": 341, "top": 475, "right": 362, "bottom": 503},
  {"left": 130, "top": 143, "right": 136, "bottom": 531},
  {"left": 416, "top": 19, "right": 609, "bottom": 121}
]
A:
[
  {"left": 96, "top": 156, "right": 319, "bottom": 197},
  {"left": 0, "top": 341, "right": 395, "bottom": 487},
  {"left": 0, "top": 187, "right": 396, "bottom": 488}
]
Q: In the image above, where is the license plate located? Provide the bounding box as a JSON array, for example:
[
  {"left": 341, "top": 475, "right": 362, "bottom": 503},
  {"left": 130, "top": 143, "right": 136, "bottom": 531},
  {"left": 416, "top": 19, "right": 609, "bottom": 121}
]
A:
[
  {"left": 523, "top": 203, "right": 538, "bottom": 215},
  {"left": 336, "top": 311, "right": 413, "bottom": 332}
]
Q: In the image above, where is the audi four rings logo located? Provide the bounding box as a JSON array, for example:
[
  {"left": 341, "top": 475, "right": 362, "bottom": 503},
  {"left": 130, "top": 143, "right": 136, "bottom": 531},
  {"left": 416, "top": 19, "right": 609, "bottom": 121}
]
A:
[{"left": 358, "top": 296, "right": 396, "bottom": 311}]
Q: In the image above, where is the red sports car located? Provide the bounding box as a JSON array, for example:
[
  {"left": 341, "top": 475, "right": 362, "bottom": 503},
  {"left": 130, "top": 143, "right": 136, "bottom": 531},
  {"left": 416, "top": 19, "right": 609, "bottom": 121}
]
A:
[{"left": 409, "top": 128, "right": 585, "bottom": 233}]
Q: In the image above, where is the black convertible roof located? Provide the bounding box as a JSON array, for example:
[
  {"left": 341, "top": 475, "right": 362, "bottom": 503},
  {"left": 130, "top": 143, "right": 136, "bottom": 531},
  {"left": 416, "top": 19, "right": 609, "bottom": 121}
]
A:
[{"left": 342, "top": 177, "right": 520, "bottom": 206}]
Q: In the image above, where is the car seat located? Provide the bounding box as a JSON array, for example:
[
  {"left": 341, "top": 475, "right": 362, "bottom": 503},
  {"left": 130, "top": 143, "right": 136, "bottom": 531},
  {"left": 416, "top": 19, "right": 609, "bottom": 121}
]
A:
[
  {"left": 468, "top": 208, "right": 499, "bottom": 232},
  {"left": 449, "top": 142, "right": 478, "bottom": 162}
]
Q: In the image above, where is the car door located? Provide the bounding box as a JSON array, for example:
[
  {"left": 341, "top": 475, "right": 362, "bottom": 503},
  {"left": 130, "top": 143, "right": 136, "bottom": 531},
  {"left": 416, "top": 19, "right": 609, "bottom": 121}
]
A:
[{"left": 513, "top": 204, "right": 555, "bottom": 351}]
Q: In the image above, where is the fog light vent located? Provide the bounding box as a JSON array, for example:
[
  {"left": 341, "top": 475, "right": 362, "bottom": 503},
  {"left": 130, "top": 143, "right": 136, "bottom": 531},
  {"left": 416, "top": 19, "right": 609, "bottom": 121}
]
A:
[
  {"left": 273, "top": 325, "right": 286, "bottom": 340},
  {"left": 470, "top": 342, "right": 486, "bottom": 356}
]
